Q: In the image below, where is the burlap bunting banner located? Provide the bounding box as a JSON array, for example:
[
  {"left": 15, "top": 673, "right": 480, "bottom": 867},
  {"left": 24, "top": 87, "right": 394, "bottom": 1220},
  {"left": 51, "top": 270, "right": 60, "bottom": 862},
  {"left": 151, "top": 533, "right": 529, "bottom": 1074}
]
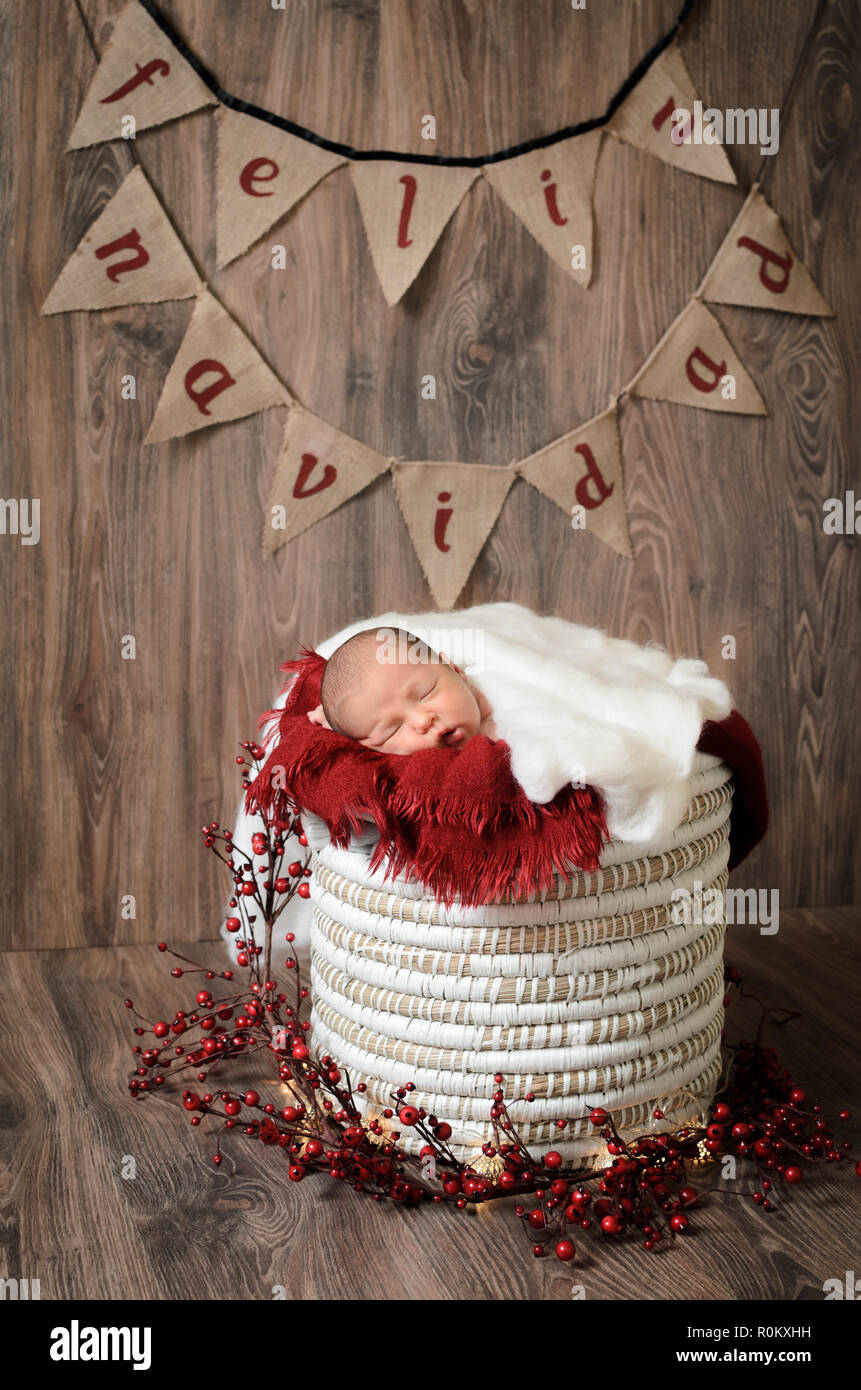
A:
[
  {"left": 606, "top": 38, "right": 736, "bottom": 185},
  {"left": 40, "top": 166, "right": 202, "bottom": 314},
  {"left": 481, "top": 132, "right": 603, "bottom": 288},
  {"left": 699, "top": 183, "right": 833, "bottom": 316},
  {"left": 627, "top": 298, "right": 766, "bottom": 415},
  {"left": 263, "top": 405, "right": 392, "bottom": 554},
  {"left": 516, "top": 405, "right": 633, "bottom": 559},
  {"left": 143, "top": 289, "right": 289, "bottom": 444},
  {"left": 66, "top": 0, "right": 217, "bottom": 152},
  {"left": 349, "top": 163, "right": 480, "bottom": 306},
  {"left": 392, "top": 463, "right": 514, "bottom": 610},
  {"left": 215, "top": 108, "right": 346, "bottom": 269}
]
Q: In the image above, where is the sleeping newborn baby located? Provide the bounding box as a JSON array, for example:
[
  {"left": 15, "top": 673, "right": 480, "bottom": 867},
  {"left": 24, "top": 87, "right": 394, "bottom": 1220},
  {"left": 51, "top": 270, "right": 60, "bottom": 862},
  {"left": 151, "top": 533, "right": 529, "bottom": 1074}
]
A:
[{"left": 307, "top": 626, "right": 497, "bottom": 753}]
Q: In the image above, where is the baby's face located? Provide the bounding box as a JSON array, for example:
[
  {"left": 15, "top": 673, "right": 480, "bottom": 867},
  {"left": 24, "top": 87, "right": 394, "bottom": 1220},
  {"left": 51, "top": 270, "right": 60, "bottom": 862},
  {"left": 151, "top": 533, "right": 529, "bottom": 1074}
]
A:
[{"left": 339, "top": 652, "right": 483, "bottom": 754}]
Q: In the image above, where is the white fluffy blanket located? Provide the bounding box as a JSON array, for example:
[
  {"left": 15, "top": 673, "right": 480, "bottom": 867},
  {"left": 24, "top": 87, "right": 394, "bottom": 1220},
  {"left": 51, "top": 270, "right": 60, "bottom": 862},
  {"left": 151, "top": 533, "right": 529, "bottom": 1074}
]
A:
[{"left": 316, "top": 601, "right": 733, "bottom": 845}]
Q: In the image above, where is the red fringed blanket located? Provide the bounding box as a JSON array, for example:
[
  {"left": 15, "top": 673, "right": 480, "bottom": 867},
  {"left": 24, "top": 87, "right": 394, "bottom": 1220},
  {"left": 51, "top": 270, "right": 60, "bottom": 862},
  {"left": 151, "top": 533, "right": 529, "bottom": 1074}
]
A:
[{"left": 245, "top": 649, "right": 768, "bottom": 908}]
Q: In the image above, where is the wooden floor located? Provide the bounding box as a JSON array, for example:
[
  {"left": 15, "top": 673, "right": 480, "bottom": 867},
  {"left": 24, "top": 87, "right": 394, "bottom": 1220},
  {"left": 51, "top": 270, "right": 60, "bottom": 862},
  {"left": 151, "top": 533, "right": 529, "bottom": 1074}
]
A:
[{"left": 2, "top": 905, "right": 857, "bottom": 1301}]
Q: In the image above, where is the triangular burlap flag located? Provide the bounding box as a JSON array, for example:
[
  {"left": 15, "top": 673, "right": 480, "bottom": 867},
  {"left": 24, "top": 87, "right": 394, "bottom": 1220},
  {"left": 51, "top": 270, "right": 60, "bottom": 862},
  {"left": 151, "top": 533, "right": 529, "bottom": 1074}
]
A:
[
  {"left": 144, "top": 289, "right": 289, "bottom": 444},
  {"left": 516, "top": 405, "right": 633, "bottom": 559},
  {"left": 215, "top": 108, "right": 346, "bottom": 268},
  {"left": 66, "top": 0, "right": 217, "bottom": 151},
  {"left": 628, "top": 298, "right": 766, "bottom": 414},
  {"left": 349, "top": 162, "right": 479, "bottom": 305},
  {"left": 700, "top": 183, "right": 833, "bottom": 316},
  {"left": 481, "top": 131, "right": 602, "bottom": 287},
  {"left": 392, "top": 462, "right": 514, "bottom": 609},
  {"left": 606, "top": 39, "right": 736, "bottom": 184},
  {"left": 263, "top": 405, "right": 392, "bottom": 553},
  {"left": 40, "top": 166, "right": 202, "bottom": 314}
]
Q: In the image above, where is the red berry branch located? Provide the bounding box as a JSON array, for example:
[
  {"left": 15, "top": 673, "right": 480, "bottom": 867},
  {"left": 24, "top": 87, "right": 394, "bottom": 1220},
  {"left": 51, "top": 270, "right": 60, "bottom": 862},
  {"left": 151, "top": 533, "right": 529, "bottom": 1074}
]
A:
[{"left": 125, "top": 740, "right": 858, "bottom": 1266}]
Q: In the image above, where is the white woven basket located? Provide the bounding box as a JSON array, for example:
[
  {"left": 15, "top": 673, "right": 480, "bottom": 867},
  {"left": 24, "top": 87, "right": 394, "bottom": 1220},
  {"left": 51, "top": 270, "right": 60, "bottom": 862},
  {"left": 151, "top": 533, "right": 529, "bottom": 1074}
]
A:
[{"left": 305, "top": 752, "right": 732, "bottom": 1166}]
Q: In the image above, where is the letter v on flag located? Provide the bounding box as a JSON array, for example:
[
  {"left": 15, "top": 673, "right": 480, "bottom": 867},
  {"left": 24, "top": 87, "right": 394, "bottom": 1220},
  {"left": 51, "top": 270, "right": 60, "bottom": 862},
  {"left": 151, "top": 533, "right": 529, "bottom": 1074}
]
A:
[
  {"left": 516, "top": 405, "right": 633, "bottom": 559},
  {"left": 392, "top": 462, "right": 514, "bottom": 610},
  {"left": 144, "top": 289, "right": 289, "bottom": 444},
  {"left": 66, "top": 0, "right": 217, "bottom": 151},
  {"left": 349, "top": 162, "right": 479, "bottom": 305},
  {"left": 40, "top": 166, "right": 202, "bottom": 314},
  {"left": 263, "top": 405, "right": 392, "bottom": 552}
]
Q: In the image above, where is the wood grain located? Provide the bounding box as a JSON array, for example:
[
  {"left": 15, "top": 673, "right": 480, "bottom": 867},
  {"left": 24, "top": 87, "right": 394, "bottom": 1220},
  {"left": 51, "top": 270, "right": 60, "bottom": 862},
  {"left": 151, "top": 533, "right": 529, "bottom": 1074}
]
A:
[
  {"left": 0, "top": 907, "right": 857, "bottom": 1300},
  {"left": 0, "top": 0, "right": 857, "bottom": 954}
]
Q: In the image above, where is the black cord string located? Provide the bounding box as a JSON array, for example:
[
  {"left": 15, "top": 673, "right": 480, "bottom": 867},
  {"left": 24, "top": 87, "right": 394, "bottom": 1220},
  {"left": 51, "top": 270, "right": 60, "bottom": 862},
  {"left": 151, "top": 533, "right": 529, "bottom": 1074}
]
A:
[{"left": 136, "top": 0, "right": 697, "bottom": 166}]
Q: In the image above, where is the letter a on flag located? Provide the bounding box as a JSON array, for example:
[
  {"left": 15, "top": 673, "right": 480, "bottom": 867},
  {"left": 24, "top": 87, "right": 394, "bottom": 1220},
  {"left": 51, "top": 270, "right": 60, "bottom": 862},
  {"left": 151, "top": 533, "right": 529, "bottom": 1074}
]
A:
[
  {"left": 628, "top": 298, "right": 766, "bottom": 414},
  {"left": 516, "top": 405, "right": 633, "bottom": 559},
  {"left": 349, "top": 162, "right": 479, "bottom": 305},
  {"left": 263, "top": 405, "right": 392, "bottom": 553},
  {"left": 699, "top": 183, "right": 833, "bottom": 316},
  {"left": 144, "top": 289, "right": 289, "bottom": 444},
  {"left": 67, "top": 0, "right": 217, "bottom": 151},
  {"left": 392, "top": 462, "right": 514, "bottom": 609},
  {"left": 40, "top": 166, "right": 202, "bottom": 314}
]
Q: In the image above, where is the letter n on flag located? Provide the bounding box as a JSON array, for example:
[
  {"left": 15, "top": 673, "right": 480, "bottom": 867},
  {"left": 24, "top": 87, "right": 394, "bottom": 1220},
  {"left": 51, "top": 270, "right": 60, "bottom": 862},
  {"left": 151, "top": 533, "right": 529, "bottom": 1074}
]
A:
[
  {"left": 66, "top": 0, "right": 217, "bottom": 151},
  {"left": 263, "top": 405, "right": 392, "bottom": 553},
  {"left": 144, "top": 289, "right": 289, "bottom": 444},
  {"left": 628, "top": 299, "right": 767, "bottom": 414},
  {"left": 349, "top": 162, "right": 479, "bottom": 305},
  {"left": 40, "top": 166, "right": 202, "bottom": 314},
  {"left": 699, "top": 184, "right": 833, "bottom": 317},
  {"left": 516, "top": 405, "right": 633, "bottom": 560},
  {"left": 392, "top": 462, "right": 514, "bottom": 610}
]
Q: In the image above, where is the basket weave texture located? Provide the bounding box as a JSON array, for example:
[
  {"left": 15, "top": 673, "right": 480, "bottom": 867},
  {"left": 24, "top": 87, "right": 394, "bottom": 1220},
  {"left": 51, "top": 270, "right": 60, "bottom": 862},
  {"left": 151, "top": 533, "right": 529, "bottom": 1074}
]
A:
[{"left": 307, "top": 754, "right": 732, "bottom": 1164}]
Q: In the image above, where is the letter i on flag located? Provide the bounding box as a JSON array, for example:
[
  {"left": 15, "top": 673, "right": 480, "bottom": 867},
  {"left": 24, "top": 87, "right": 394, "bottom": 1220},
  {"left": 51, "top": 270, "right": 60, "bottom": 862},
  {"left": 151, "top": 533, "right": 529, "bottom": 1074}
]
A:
[
  {"left": 66, "top": 0, "right": 217, "bottom": 151},
  {"left": 392, "top": 462, "right": 514, "bottom": 609},
  {"left": 40, "top": 166, "right": 202, "bottom": 313},
  {"left": 144, "top": 289, "right": 289, "bottom": 444},
  {"left": 482, "top": 132, "right": 603, "bottom": 288},
  {"left": 516, "top": 405, "right": 633, "bottom": 559},
  {"left": 349, "top": 162, "right": 479, "bottom": 305}
]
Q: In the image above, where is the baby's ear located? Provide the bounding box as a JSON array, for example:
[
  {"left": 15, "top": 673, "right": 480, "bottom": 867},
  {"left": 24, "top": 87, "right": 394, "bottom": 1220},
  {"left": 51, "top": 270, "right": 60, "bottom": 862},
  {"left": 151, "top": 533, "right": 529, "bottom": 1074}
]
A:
[
  {"left": 307, "top": 704, "right": 333, "bottom": 730},
  {"left": 438, "top": 650, "right": 462, "bottom": 674}
]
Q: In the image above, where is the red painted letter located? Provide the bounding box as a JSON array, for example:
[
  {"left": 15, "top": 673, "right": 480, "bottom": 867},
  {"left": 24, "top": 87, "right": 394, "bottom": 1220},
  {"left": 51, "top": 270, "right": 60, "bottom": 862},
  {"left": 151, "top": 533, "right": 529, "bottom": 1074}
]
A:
[
  {"left": 737, "top": 235, "right": 793, "bottom": 294},
  {"left": 540, "top": 168, "right": 568, "bottom": 226},
  {"left": 94, "top": 227, "right": 150, "bottom": 282},
  {"left": 100, "top": 60, "right": 171, "bottom": 104},
  {"left": 573, "top": 444, "right": 614, "bottom": 511},
  {"left": 434, "top": 491, "right": 452, "bottom": 552},
  {"left": 685, "top": 347, "right": 727, "bottom": 393},
  {"left": 239, "top": 157, "right": 279, "bottom": 198},
  {"left": 397, "top": 175, "right": 417, "bottom": 248},
  {"left": 293, "top": 453, "right": 337, "bottom": 498},
  {"left": 184, "top": 360, "right": 237, "bottom": 417}
]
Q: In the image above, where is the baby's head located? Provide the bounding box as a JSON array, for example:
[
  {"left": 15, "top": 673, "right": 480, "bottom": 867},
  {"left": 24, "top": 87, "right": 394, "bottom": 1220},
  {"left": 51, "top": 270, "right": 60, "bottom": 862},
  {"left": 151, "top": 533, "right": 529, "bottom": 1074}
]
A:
[{"left": 317, "top": 626, "right": 484, "bottom": 754}]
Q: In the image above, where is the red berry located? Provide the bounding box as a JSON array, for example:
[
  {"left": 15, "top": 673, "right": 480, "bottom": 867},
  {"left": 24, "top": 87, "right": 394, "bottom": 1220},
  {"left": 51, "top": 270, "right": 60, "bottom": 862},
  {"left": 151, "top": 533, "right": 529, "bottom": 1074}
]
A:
[
  {"left": 251, "top": 833, "right": 267, "bottom": 854},
  {"left": 527, "top": 1209, "right": 545, "bottom": 1229},
  {"left": 555, "top": 1239, "right": 576, "bottom": 1262},
  {"left": 670, "top": 1214, "right": 689, "bottom": 1233},
  {"left": 600, "top": 1215, "right": 621, "bottom": 1235},
  {"left": 153, "top": 1021, "right": 169, "bottom": 1038},
  {"left": 288, "top": 1165, "right": 305, "bottom": 1182},
  {"left": 292, "top": 1043, "right": 309, "bottom": 1060},
  {"left": 784, "top": 1166, "right": 803, "bottom": 1184},
  {"left": 243, "top": 1090, "right": 260, "bottom": 1107},
  {"left": 288, "top": 862, "right": 303, "bottom": 877},
  {"left": 398, "top": 1106, "right": 419, "bottom": 1126},
  {"left": 434, "top": 1122, "right": 452, "bottom": 1141},
  {"left": 590, "top": 1107, "right": 609, "bottom": 1127},
  {"left": 543, "top": 1150, "right": 563, "bottom": 1169},
  {"left": 297, "top": 883, "right": 310, "bottom": 899},
  {"left": 225, "top": 917, "right": 240, "bottom": 933}
]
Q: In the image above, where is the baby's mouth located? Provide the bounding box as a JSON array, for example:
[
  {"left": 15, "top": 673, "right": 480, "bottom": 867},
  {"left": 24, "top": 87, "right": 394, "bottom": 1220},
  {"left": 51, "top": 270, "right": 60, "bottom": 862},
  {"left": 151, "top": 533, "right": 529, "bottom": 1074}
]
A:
[{"left": 439, "top": 725, "right": 464, "bottom": 747}]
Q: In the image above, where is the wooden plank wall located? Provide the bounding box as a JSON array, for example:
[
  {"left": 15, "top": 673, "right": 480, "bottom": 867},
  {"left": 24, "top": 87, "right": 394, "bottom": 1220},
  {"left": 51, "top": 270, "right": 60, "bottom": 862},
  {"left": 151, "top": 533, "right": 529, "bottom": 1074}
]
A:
[{"left": 2, "top": 0, "right": 857, "bottom": 950}]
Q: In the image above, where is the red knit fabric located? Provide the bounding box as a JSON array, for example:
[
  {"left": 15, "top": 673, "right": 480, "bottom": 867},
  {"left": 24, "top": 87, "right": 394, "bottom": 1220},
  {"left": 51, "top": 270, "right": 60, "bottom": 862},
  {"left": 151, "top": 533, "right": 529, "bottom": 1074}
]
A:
[{"left": 245, "top": 649, "right": 768, "bottom": 907}]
